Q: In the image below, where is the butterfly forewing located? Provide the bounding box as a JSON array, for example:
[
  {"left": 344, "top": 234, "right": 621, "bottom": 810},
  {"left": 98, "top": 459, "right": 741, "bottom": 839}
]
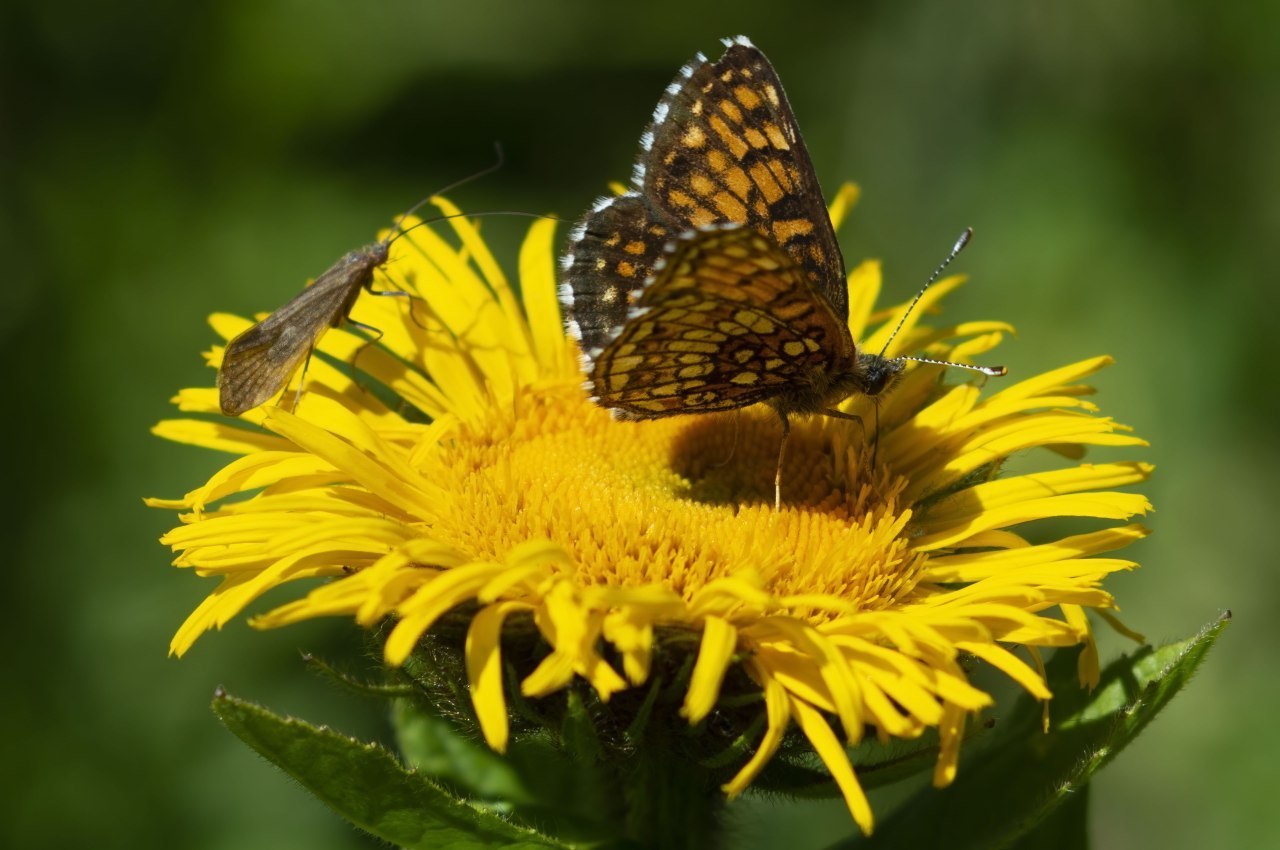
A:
[
  {"left": 640, "top": 41, "right": 848, "bottom": 321},
  {"left": 591, "top": 226, "right": 852, "bottom": 418},
  {"left": 562, "top": 38, "right": 848, "bottom": 379},
  {"left": 218, "top": 244, "right": 387, "bottom": 415}
]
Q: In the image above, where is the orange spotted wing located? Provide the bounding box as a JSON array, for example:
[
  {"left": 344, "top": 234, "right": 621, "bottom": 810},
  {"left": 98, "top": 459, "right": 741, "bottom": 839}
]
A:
[
  {"left": 592, "top": 225, "right": 854, "bottom": 418},
  {"left": 560, "top": 36, "right": 851, "bottom": 408}
]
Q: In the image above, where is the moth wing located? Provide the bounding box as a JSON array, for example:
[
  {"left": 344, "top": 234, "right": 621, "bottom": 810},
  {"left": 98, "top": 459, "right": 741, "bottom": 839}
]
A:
[{"left": 218, "top": 266, "right": 365, "bottom": 415}]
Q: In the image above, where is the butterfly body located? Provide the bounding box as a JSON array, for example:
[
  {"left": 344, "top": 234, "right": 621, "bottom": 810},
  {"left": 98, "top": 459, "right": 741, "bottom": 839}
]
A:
[
  {"left": 218, "top": 240, "right": 389, "bottom": 416},
  {"left": 768, "top": 354, "right": 902, "bottom": 418}
]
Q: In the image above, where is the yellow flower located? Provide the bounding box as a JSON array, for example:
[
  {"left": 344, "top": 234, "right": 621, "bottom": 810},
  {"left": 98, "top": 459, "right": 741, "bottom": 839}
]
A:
[{"left": 149, "top": 188, "right": 1150, "bottom": 833}]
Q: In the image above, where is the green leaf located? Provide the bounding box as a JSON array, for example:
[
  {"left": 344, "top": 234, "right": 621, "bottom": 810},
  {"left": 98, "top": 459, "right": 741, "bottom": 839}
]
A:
[
  {"left": 392, "top": 698, "right": 535, "bottom": 804},
  {"left": 301, "top": 651, "right": 415, "bottom": 698},
  {"left": 212, "top": 689, "right": 571, "bottom": 850},
  {"left": 392, "top": 700, "right": 626, "bottom": 846},
  {"left": 851, "top": 719, "right": 995, "bottom": 793},
  {"left": 841, "top": 612, "right": 1230, "bottom": 850},
  {"left": 1008, "top": 784, "right": 1089, "bottom": 850}
]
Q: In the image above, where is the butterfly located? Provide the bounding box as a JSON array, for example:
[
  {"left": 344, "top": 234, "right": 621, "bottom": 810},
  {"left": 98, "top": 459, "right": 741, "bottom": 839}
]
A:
[{"left": 558, "top": 36, "right": 1002, "bottom": 508}]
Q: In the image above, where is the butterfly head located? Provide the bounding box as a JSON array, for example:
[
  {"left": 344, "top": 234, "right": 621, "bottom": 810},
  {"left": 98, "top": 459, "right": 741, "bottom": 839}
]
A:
[{"left": 854, "top": 351, "right": 905, "bottom": 398}]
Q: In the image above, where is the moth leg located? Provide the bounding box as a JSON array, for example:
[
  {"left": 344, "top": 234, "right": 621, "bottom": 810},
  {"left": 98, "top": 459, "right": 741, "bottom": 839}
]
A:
[
  {"left": 290, "top": 346, "right": 315, "bottom": 413},
  {"left": 367, "top": 283, "right": 429, "bottom": 330},
  {"left": 345, "top": 318, "right": 384, "bottom": 393}
]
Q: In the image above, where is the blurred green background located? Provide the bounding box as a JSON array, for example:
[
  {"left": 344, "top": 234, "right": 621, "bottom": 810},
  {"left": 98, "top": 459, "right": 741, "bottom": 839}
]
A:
[{"left": 3, "top": 1, "right": 1273, "bottom": 847}]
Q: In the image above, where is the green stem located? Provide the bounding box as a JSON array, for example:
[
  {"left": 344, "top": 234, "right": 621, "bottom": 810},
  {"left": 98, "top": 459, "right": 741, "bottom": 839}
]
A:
[{"left": 620, "top": 733, "right": 725, "bottom": 850}]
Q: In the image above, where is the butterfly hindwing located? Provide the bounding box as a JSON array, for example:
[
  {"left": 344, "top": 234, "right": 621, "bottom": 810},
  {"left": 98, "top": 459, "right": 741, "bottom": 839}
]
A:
[
  {"left": 559, "top": 192, "right": 674, "bottom": 355},
  {"left": 590, "top": 225, "right": 853, "bottom": 418}
]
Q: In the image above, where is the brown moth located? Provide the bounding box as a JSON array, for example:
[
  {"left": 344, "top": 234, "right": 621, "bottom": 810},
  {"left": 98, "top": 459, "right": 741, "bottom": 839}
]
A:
[
  {"left": 216, "top": 146, "right": 507, "bottom": 416},
  {"left": 217, "top": 241, "right": 391, "bottom": 416}
]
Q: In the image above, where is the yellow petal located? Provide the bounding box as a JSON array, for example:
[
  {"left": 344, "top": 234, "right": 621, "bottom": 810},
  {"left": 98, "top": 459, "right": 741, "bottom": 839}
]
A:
[
  {"left": 520, "top": 218, "right": 573, "bottom": 375},
  {"left": 924, "top": 524, "right": 1149, "bottom": 581},
  {"left": 863, "top": 275, "right": 967, "bottom": 357},
  {"left": 384, "top": 561, "right": 508, "bottom": 664},
  {"left": 1061, "top": 604, "right": 1100, "bottom": 690},
  {"left": 791, "top": 698, "right": 873, "bottom": 834},
  {"left": 933, "top": 702, "right": 965, "bottom": 787},
  {"left": 986, "top": 356, "right": 1113, "bottom": 405},
  {"left": 602, "top": 607, "right": 655, "bottom": 684},
  {"left": 263, "top": 404, "right": 442, "bottom": 518},
  {"left": 724, "top": 662, "right": 791, "bottom": 796},
  {"left": 752, "top": 619, "right": 862, "bottom": 743},
  {"left": 467, "top": 601, "right": 533, "bottom": 752},
  {"left": 682, "top": 616, "right": 739, "bottom": 724},
  {"left": 151, "top": 418, "right": 288, "bottom": 457},
  {"left": 956, "top": 641, "right": 1051, "bottom": 699},
  {"left": 845, "top": 260, "right": 882, "bottom": 342},
  {"left": 827, "top": 181, "right": 861, "bottom": 233}
]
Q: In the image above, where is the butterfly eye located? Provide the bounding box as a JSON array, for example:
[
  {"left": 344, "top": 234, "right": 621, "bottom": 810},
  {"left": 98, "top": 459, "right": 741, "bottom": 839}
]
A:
[{"left": 855, "top": 354, "right": 903, "bottom": 397}]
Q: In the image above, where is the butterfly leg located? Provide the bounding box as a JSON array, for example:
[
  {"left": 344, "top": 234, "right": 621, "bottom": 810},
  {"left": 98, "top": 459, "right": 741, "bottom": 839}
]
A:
[
  {"left": 774, "top": 412, "right": 790, "bottom": 511},
  {"left": 872, "top": 402, "right": 881, "bottom": 469},
  {"left": 711, "top": 410, "right": 742, "bottom": 470},
  {"left": 821, "top": 407, "right": 865, "bottom": 431},
  {"left": 821, "top": 405, "right": 869, "bottom": 459}
]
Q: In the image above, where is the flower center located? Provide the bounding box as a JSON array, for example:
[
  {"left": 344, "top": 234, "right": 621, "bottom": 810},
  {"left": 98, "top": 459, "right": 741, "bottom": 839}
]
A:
[{"left": 420, "top": 384, "right": 926, "bottom": 612}]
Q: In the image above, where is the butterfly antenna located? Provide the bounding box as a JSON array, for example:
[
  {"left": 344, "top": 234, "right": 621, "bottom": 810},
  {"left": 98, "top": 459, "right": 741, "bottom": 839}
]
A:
[
  {"left": 878, "top": 227, "right": 973, "bottom": 358},
  {"left": 899, "top": 354, "right": 1006, "bottom": 377},
  {"left": 385, "top": 142, "right": 507, "bottom": 243}
]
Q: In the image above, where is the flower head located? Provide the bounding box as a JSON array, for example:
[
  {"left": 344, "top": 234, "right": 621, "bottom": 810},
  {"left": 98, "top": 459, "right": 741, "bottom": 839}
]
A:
[{"left": 150, "top": 189, "right": 1150, "bottom": 832}]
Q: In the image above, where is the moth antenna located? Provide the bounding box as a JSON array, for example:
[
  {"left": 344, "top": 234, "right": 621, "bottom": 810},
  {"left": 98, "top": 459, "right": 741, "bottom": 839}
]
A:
[
  {"left": 385, "top": 142, "right": 507, "bottom": 243},
  {"left": 900, "top": 355, "right": 1006, "bottom": 377},
  {"left": 879, "top": 227, "right": 973, "bottom": 358},
  {"left": 389, "top": 210, "right": 564, "bottom": 244},
  {"left": 375, "top": 209, "right": 565, "bottom": 332}
]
